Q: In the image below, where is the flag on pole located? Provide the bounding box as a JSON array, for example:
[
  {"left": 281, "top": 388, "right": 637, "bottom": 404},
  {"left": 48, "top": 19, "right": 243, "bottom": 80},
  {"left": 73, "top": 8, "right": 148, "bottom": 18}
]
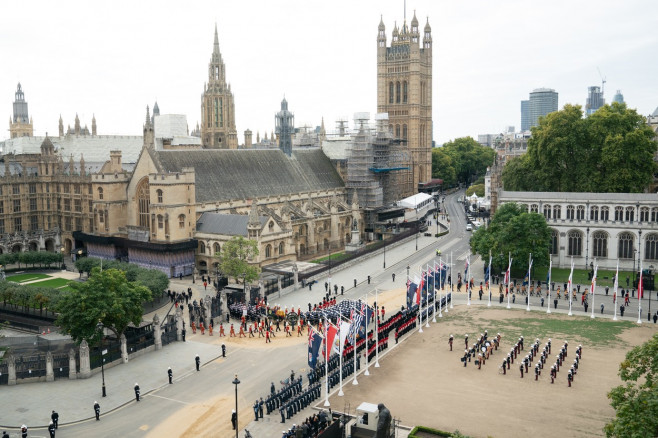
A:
[
  {"left": 337, "top": 320, "right": 351, "bottom": 355},
  {"left": 638, "top": 262, "right": 644, "bottom": 299},
  {"left": 417, "top": 274, "right": 424, "bottom": 304},
  {"left": 504, "top": 258, "right": 513, "bottom": 284},
  {"left": 307, "top": 326, "right": 323, "bottom": 368},
  {"left": 567, "top": 260, "right": 575, "bottom": 294},
  {"left": 547, "top": 259, "right": 552, "bottom": 286},
  {"left": 590, "top": 264, "right": 598, "bottom": 294},
  {"left": 464, "top": 258, "right": 470, "bottom": 276},
  {"left": 407, "top": 281, "right": 418, "bottom": 309},
  {"left": 347, "top": 304, "right": 363, "bottom": 345},
  {"left": 324, "top": 321, "right": 338, "bottom": 360}
]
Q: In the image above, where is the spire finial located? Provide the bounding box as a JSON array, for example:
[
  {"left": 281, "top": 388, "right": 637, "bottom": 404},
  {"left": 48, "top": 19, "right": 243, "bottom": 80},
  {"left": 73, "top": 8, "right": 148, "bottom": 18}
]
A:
[{"left": 213, "top": 23, "right": 220, "bottom": 54}]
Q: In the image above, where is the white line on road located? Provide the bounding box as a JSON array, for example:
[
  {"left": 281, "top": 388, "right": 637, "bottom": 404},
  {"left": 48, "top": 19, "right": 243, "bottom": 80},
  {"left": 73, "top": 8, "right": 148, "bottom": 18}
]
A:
[{"left": 148, "top": 394, "right": 191, "bottom": 405}]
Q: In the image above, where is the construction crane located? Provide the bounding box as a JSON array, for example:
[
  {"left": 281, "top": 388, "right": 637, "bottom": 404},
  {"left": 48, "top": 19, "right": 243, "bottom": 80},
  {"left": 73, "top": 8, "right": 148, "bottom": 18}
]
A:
[{"left": 597, "top": 67, "right": 607, "bottom": 96}]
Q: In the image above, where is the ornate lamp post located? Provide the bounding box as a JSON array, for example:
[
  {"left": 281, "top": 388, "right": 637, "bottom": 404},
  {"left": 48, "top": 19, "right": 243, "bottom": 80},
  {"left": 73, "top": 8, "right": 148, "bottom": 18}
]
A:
[
  {"left": 96, "top": 322, "right": 107, "bottom": 397},
  {"left": 232, "top": 374, "right": 240, "bottom": 438}
]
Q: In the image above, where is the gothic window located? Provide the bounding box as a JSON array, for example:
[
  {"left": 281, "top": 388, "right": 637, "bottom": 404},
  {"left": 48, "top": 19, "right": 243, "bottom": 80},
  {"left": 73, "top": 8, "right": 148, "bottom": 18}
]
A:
[
  {"left": 30, "top": 216, "right": 38, "bottom": 231},
  {"left": 590, "top": 206, "right": 599, "bottom": 221},
  {"left": 0, "top": 201, "right": 3, "bottom": 214},
  {"left": 157, "top": 189, "right": 163, "bottom": 203},
  {"left": 403, "top": 124, "right": 407, "bottom": 139},
  {"left": 88, "top": 201, "right": 93, "bottom": 212},
  {"left": 136, "top": 178, "right": 150, "bottom": 229},
  {"left": 652, "top": 208, "right": 658, "bottom": 223},
  {"left": 592, "top": 231, "right": 607, "bottom": 258},
  {"left": 74, "top": 184, "right": 81, "bottom": 194},
  {"left": 395, "top": 125, "right": 400, "bottom": 138},
  {"left": 89, "top": 185, "right": 93, "bottom": 195},
  {"left": 214, "top": 98, "right": 219, "bottom": 128},
  {"left": 179, "top": 214, "right": 185, "bottom": 228},
  {"left": 0, "top": 219, "right": 5, "bottom": 234},
  {"left": 567, "top": 230, "right": 582, "bottom": 256},
  {"left": 30, "top": 198, "right": 37, "bottom": 211},
  {"left": 75, "top": 218, "right": 82, "bottom": 231},
  {"left": 199, "top": 241, "right": 206, "bottom": 254},
  {"left": 396, "top": 82, "right": 401, "bottom": 103},
  {"left": 389, "top": 82, "right": 394, "bottom": 104},
  {"left": 566, "top": 205, "right": 575, "bottom": 220},
  {"left": 625, "top": 207, "right": 634, "bottom": 222},
  {"left": 645, "top": 234, "right": 658, "bottom": 260},
  {"left": 269, "top": 222, "right": 274, "bottom": 231},
  {"left": 213, "top": 243, "right": 220, "bottom": 254},
  {"left": 0, "top": 186, "right": 3, "bottom": 196},
  {"left": 618, "top": 232, "right": 634, "bottom": 259},
  {"left": 219, "top": 98, "right": 223, "bottom": 127},
  {"left": 576, "top": 205, "right": 585, "bottom": 220},
  {"left": 403, "top": 81, "right": 408, "bottom": 103},
  {"left": 601, "top": 206, "right": 609, "bottom": 221},
  {"left": 553, "top": 205, "right": 561, "bottom": 219},
  {"left": 279, "top": 242, "right": 284, "bottom": 255},
  {"left": 640, "top": 207, "right": 649, "bottom": 222},
  {"left": 530, "top": 204, "right": 538, "bottom": 213},
  {"left": 265, "top": 244, "right": 272, "bottom": 258},
  {"left": 13, "top": 186, "right": 20, "bottom": 195},
  {"left": 29, "top": 183, "right": 36, "bottom": 194},
  {"left": 543, "top": 205, "right": 551, "bottom": 219},
  {"left": 99, "top": 210, "right": 104, "bottom": 223},
  {"left": 550, "top": 230, "right": 558, "bottom": 255},
  {"left": 157, "top": 215, "right": 164, "bottom": 229},
  {"left": 614, "top": 206, "right": 623, "bottom": 221},
  {"left": 14, "top": 217, "right": 22, "bottom": 232},
  {"left": 98, "top": 187, "right": 103, "bottom": 200},
  {"left": 89, "top": 219, "right": 93, "bottom": 231},
  {"left": 13, "top": 199, "right": 21, "bottom": 213},
  {"left": 63, "top": 199, "right": 70, "bottom": 211}
]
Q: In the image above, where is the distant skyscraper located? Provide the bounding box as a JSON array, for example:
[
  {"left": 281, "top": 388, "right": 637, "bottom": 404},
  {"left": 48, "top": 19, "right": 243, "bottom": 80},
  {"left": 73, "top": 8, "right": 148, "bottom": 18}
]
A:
[
  {"left": 613, "top": 90, "right": 624, "bottom": 104},
  {"left": 520, "top": 100, "right": 530, "bottom": 131},
  {"left": 528, "top": 88, "right": 558, "bottom": 129},
  {"left": 585, "top": 86, "right": 605, "bottom": 115}
]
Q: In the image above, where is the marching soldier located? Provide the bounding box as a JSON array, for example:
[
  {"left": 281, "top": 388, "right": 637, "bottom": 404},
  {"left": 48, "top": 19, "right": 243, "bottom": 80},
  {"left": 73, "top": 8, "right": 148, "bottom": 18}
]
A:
[
  {"left": 195, "top": 354, "right": 201, "bottom": 371},
  {"left": 222, "top": 343, "right": 226, "bottom": 357},
  {"left": 230, "top": 324, "right": 236, "bottom": 337},
  {"left": 48, "top": 421, "right": 56, "bottom": 438},
  {"left": 501, "top": 359, "right": 507, "bottom": 374},
  {"left": 254, "top": 400, "right": 260, "bottom": 421},
  {"left": 449, "top": 334, "right": 454, "bottom": 351},
  {"left": 259, "top": 397, "right": 264, "bottom": 418},
  {"left": 464, "top": 334, "right": 469, "bottom": 349},
  {"left": 168, "top": 367, "right": 173, "bottom": 384},
  {"left": 94, "top": 401, "right": 101, "bottom": 421},
  {"left": 519, "top": 364, "right": 524, "bottom": 378},
  {"left": 463, "top": 350, "right": 468, "bottom": 367},
  {"left": 134, "top": 383, "right": 141, "bottom": 402}
]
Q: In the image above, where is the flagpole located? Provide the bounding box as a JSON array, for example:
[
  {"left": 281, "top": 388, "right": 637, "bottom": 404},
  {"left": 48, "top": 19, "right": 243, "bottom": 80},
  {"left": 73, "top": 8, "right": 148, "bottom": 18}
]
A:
[
  {"left": 466, "top": 255, "right": 471, "bottom": 306},
  {"left": 547, "top": 255, "right": 552, "bottom": 314},
  {"left": 506, "top": 252, "right": 512, "bottom": 309},
  {"left": 352, "top": 302, "right": 358, "bottom": 385},
  {"left": 613, "top": 260, "right": 619, "bottom": 321},
  {"left": 591, "top": 260, "right": 597, "bottom": 319},
  {"left": 418, "top": 268, "right": 424, "bottom": 333},
  {"left": 637, "top": 258, "right": 643, "bottom": 325},
  {"left": 364, "top": 295, "right": 371, "bottom": 375},
  {"left": 487, "top": 250, "right": 492, "bottom": 307},
  {"left": 437, "top": 258, "right": 442, "bottom": 319},
  {"left": 324, "top": 314, "right": 330, "bottom": 407},
  {"left": 526, "top": 253, "right": 532, "bottom": 311},
  {"left": 425, "top": 264, "right": 430, "bottom": 328},
  {"left": 375, "top": 288, "right": 380, "bottom": 367},
  {"left": 432, "top": 261, "right": 438, "bottom": 322},
  {"left": 338, "top": 318, "right": 344, "bottom": 396},
  {"left": 449, "top": 251, "right": 454, "bottom": 309},
  {"left": 568, "top": 257, "right": 573, "bottom": 316}
]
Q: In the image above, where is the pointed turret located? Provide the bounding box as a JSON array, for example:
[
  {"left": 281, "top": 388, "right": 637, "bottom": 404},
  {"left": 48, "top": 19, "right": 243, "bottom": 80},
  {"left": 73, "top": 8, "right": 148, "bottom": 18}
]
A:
[
  {"left": 423, "top": 17, "right": 432, "bottom": 50},
  {"left": 59, "top": 115, "right": 64, "bottom": 137},
  {"left": 74, "top": 113, "right": 81, "bottom": 135},
  {"left": 80, "top": 154, "right": 86, "bottom": 176},
  {"left": 91, "top": 114, "right": 97, "bottom": 136},
  {"left": 213, "top": 23, "right": 220, "bottom": 55},
  {"left": 143, "top": 105, "right": 154, "bottom": 148},
  {"left": 40, "top": 133, "right": 55, "bottom": 156}
]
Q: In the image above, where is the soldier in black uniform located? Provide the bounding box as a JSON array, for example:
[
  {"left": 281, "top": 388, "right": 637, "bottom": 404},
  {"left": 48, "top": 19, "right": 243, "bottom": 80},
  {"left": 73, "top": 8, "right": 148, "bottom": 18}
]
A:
[
  {"left": 519, "top": 364, "right": 524, "bottom": 378},
  {"left": 51, "top": 410, "right": 59, "bottom": 429},
  {"left": 195, "top": 354, "right": 200, "bottom": 371},
  {"left": 21, "top": 425, "right": 27, "bottom": 438},
  {"left": 254, "top": 400, "right": 260, "bottom": 421},
  {"left": 232, "top": 409, "right": 238, "bottom": 429},
  {"left": 463, "top": 349, "right": 468, "bottom": 367},
  {"left": 168, "top": 367, "right": 173, "bottom": 384},
  {"left": 449, "top": 334, "right": 454, "bottom": 351},
  {"left": 48, "top": 421, "right": 56, "bottom": 438},
  {"left": 134, "top": 383, "right": 141, "bottom": 401},
  {"left": 222, "top": 343, "right": 226, "bottom": 358},
  {"left": 94, "top": 401, "right": 101, "bottom": 421},
  {"left": 259, "top": 397, "right": 264, "bottom": 418},
  {"left": 280, "top": 406, "right": 286, "bottom": 423}
]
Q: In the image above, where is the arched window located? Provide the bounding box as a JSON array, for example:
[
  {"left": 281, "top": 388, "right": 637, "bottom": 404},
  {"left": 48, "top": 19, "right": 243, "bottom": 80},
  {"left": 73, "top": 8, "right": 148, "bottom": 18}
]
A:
[
  {"left": 618, "top": 232, "right": 634, "bottom": 259},
  {"left": 652, "top": 208, "right": 658, "bottom": 223},
  {"left": 265, "top": 244, "right": 272, "bottom": 258},
  {"left": 395, "top": 125, "right": 400, "bottom": 138},
  {"left": 98, "top": 187, "right": 103, "bottom": 200},
  {"left": 615, "top": 206, "right": 623, "bottom": 221},
  {"left": 389, "top": 82, "right": 394, "bottom": 104},
  {"left": 402, "top": 124, "right": 407, "bottom": 139},
  {"left": 157, "top": 214, "right": 164, "bottom": 229},
  {"left": 590, "top": 206, "right": 599, "bottom": 221},
  {"left": 601, "top": 206, "right": 609, "bottom": 221},
  {"left": 156, "top": 189, "right": 163, "bottom": 203},
  {"left": 543, "top": 205, "right": 551, "bottom": 219},
  {"left": 566, "top": 205, "right": 575, "bottom": 220},
  {"left": 213, "top": 243, "right": 220, "bottom": 254},
  {"left": 279, "top": 242, "right": 284, "bottom": 255},
  {"left": 395, "top": 81, "right": 401, "bottom": 103},
  {"left": 550, "top": 230, "right": 559, "bottom": 255},
  {"left": 530, "top": 204, "right": 538, "bottom": 213},
  {"left": 576, "top": 205, "right": 585, "bottom": 220},
  {"left": 269, "top": 222, "right": 274, "bottom": 231},
  {"left": 178, "top": 214, "right": 185, "bottom": 228},
  {"left": 136, "top": 178, "right": 150, "bottom": 229},
  {"left": 199, "top": 241, "right": 206, "bottom": 254},
  {"left": 403, "top": 81, "right": 408, "bottom": 103},
  {"left": 592, "top": 231, "right": 607, "bottom": 258},
  {"left": 568, "top": 230, "right": 582, "bottom": 256},
  {"left": 645, "top": 234, "right": 658, "bottom": 260},
  {"left": 625, "top": 207, "right": 634, "bottom": 222},
  {"left": 640, "top": 207, "right": 649, "bottom": 222},
  {"left": 553, "top": 205, "right": 561, "bottom": 219}
]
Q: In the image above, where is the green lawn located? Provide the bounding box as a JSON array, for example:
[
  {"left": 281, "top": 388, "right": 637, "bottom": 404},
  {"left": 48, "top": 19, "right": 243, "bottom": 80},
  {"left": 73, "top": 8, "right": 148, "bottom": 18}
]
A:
[
  {"left": 24, "top": 278, "right": 72, "bottom": 289},
  {"left": 312, "top": 252, "right": 350, "bottom": 264},
  {"left": 6, "top": 273, "right": 52, "bottom": 283},
  {"left": 531, "top": 267, "right": 634, "bottom": 288}
]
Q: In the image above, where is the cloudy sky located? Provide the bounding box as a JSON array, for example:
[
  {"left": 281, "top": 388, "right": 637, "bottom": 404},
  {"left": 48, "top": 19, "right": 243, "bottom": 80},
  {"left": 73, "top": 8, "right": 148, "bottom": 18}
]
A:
[{"left": 2, "top": 0, "right": 657, "bottom": 145}]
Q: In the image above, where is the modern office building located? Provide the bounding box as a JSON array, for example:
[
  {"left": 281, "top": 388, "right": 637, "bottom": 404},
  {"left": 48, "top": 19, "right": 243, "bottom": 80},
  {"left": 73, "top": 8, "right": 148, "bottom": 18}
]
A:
[
  {"left": 586, "top": 86, "right": 605, "bottom": 115},
  {"left": 520, "top": 100, "right": 530, "bottom": 132},
  {"left": 612, "top": 90, "right": 624, "bottom": 104},
  {"left": 528, "top": 88, "right": 558, "bottom": 129}
]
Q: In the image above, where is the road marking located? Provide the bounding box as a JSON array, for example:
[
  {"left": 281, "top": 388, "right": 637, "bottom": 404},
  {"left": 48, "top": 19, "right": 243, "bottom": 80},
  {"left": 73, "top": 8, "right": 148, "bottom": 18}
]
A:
[
  {"left": 148, "top": 394, "right": 191, "bottom": 405},
  {"left": 139, "top": 424, "right": 150, "bottom": 430}
]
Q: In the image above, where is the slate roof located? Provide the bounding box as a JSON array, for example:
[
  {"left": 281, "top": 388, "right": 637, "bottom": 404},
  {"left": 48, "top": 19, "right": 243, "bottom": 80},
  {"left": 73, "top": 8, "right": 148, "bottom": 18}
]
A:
[
  {"left": 499, "top": 190, "right": 658, "bottom": 202},
  {"left": 196, "top": 212, "right": 268, "bottom": 236},
  {"left": 153, "top": 148, "right": 344, "bottom": 203}
]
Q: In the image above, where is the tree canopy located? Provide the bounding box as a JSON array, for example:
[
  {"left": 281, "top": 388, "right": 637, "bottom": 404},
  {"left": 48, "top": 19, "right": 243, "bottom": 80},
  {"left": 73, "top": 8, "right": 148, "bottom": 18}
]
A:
[
  {"left": 55, "top": 268, "right": 152, "bottom": 343},
  {"left": 466, "top": 184, "right": 485, "bottom": 197},
  {"left": 216, "top": 236, "right": 260, "bottom": 284},
  {"left": 502, "top": 103, "right": 657, "bottom": 192},
  {"left": 432, "top": 137, "right": 495, "bottom": 187},
  {"left": 605, "top": 333, "right": 658, "bottom": 438},
  {"left": 74, "top": 258, "right": 168, "bottom": 299},
  {"left": 469, "top": 203, "right": 551, "bottom": 274}
]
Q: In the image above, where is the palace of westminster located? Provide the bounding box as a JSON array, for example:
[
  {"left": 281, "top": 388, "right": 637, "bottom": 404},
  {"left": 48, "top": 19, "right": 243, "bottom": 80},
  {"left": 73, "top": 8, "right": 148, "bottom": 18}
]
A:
[{"left": 0, "top": 15, "right": 434, "bottom": 278}]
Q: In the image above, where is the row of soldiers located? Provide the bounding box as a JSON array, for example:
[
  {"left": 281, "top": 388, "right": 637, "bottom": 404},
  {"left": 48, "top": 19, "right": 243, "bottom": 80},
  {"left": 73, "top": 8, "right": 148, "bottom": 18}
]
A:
[
  {"left": 459, "top": 331, "right": 501, "bottom": 368},
  {"left": 516, "top": 338, "right": 545, "bottom": 378},
  {"left": 500, "top": 336, "right": 530, "bottom": 374},
  {"left": 279, "top": 382, "right": 322, "bottom": 423},
  {"left": 265, "top": 376, "right": 303, "bottom": 415}
]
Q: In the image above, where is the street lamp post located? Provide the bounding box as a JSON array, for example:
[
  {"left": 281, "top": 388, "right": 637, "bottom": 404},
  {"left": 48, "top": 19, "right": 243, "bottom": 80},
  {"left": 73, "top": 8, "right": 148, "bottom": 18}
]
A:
[
  {"left": 232, "top": 374, "right": 240, "bottom": 438},
  {"left": 383, "top": 232, "right": 386, "bottom": 269},
  {"left": 241, "top": 273, "right": 247, "bottom": 303},
  {"left": 96, "top": 322, "right": 107, "bottom": 397},
  {"left": 585, "top": 227, "right": 590, "bottom": 273},
  {"left": 633, "top": 250, "right": 637, "bottom": 290}
]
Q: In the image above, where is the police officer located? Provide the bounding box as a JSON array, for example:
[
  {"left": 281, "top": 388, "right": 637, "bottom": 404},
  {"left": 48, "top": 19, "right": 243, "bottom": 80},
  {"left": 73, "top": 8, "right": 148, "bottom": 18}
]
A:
[
  {"left": 48, "top": 421, "right": 56, "bottom": 438},
  {"left": 222, "top": 343, "right": 226, "bottom": 358},
  {"left": 94, "top": 401, "right": 101, "bottom": 421},
  {"left": 259, "top": 397, "right": 264, "bottom": 418},
  {"left": 168, "top": 367, "right": 173, "bottom": 384},
  {"left": 232, "top": 409, "right": 238, "bottom": 429},
  {"left": 134, "top": 383, "right": 141, "bottom": 402},
  {"left": 51, "top": 410, "right": 59, "bottom": 429},
  {"left": 449, "top": 334, "right": 454, "bottom": 351},
  {"left": 21, "top": 425, "right": 27, "bottom": 438},
  {"left": 254, "top": 400, "right": 260, "bottom": 421},
  {"left": 195, "top": 354, "right": 201, "bottom": 371}
]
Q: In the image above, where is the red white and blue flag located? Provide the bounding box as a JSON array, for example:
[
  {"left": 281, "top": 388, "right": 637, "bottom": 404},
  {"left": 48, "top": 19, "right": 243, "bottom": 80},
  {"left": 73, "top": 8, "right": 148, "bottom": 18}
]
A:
[{"left": 307, "top": 326, "right": 323, "bottom": 368}]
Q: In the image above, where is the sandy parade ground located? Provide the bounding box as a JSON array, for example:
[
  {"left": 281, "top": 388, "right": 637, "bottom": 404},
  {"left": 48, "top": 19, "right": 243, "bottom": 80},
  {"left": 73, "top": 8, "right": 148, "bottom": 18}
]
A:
[{"left": 146, "top": 286, "right": 657, "bottom": 438}]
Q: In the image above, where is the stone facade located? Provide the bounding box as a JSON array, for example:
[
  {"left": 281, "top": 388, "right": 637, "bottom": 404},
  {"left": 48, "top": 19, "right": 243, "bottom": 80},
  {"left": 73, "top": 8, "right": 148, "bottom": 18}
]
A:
[
  {"left": 377, "top": 12, "right": 433, "bottom": 195},
  {"left": 499, "top": 190, "right": 658, "bottom": 271},
  {"left": 9, "top": 83, "right": 33, "bottom": 139}
]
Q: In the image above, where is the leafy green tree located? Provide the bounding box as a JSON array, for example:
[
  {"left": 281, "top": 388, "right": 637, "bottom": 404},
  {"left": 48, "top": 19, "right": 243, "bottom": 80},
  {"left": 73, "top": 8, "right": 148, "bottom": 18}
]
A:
[
  {"left": 217, "top": 236, "right": 260, "bottom": 284},
  {"left": 432, "top": 137, "right": 494, "bottom": 187},
  {"left": 56, "top": 268, "right": 152, "bottom": 343},
  {"left": 470, "top": 203, "right": 551, "bottom": 273},
  {"left": 135, "top": 268, "right": 169, "bottom": 300},
  {"left": 466, "top": 184, "right": 485, "bottom": 197},
  {"left": 503, "top": 103, "right": 657, "bottom": 192},
  {"left": 431, "top": 148, "right": 457, "bottom": 187},
  {"left": 605, "top": 333, "right": 658, "bottom": 438},
  {"left": 75, "top": 257, "right": 101, "bottom": 277}
]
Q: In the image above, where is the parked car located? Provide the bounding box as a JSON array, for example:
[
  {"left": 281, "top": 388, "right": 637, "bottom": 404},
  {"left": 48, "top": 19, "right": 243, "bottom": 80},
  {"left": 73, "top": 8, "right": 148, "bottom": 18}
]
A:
[{"left": 466, "top": 224, "right": 473, "bottom": 231}]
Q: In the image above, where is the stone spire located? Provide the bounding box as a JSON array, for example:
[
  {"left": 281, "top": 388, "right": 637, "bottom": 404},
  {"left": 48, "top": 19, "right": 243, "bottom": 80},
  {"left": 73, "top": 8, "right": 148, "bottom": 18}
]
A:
[
  {"left": 248, "top": 202, "right": 261, "bottom": 226},
  {"left": 91, "top": 114, "right": 97, "bottom": 136}
]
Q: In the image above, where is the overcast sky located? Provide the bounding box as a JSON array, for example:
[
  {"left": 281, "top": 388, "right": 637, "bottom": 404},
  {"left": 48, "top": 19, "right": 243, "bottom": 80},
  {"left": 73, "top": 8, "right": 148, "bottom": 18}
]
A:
[{"left": 2, "top": 0, "right": 657, "bottom": 145}]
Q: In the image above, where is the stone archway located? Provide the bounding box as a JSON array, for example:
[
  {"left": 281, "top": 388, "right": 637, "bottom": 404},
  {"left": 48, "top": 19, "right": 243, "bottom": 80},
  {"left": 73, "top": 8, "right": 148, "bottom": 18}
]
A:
[
  {"left": 45, "top": 239, "right": 55, "bottom": 252},
  {"left": 28, "top": 241, "right": 38, "bottom": 251},
  {"left": 64, "top": 238, "right": 73, "bottom": 255},
  {"left": 11, "top": 244, "right": 22, "bottom": 253}
]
